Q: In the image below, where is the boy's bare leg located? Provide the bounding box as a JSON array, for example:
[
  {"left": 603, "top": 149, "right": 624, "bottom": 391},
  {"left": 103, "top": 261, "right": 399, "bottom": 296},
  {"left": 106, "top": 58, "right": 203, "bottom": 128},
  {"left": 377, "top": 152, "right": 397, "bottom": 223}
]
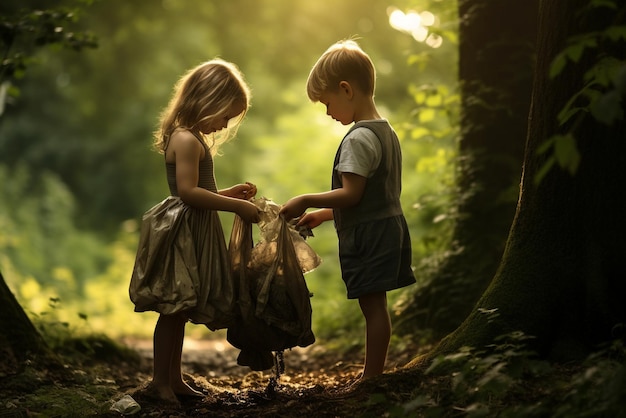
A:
[{"left": 358, "top": 292, "right": 391, "bottom": 378}]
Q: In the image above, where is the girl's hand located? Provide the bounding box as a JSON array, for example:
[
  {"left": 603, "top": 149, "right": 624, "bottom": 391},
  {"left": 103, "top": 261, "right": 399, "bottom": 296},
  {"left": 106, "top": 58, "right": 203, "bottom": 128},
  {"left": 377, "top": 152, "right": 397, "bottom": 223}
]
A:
[
  {"left": 238, "top": 200, "right": 261, "bottom": 223},
  {"left": 226, "top": 182, "right": 257, "bottom": 200}
]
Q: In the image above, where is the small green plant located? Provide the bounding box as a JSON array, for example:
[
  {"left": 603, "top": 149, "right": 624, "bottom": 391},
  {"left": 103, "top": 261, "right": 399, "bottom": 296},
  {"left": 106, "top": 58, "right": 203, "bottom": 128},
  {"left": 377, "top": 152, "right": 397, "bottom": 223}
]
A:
[
  {"left": 30, "top": 296, "right": 140, "bottom": 366},
  {"left": 549, "top": 339, "right": 626, "bottom": 418},
  {"left": 381, "top": 332, "right": 626, "bottom": 417},
  {"left": 30, "top": 297, "right": 76, "bottom": 350},
  {"left": 394, "top": 331, "right": 551, "bottom": 417}
]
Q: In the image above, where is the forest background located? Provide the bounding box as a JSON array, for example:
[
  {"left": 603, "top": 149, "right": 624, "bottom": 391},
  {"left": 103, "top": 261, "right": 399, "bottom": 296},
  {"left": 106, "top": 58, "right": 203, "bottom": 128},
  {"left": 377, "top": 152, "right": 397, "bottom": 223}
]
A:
[{"left": 0, "top": 0, "right": 458, "bottom": 344}]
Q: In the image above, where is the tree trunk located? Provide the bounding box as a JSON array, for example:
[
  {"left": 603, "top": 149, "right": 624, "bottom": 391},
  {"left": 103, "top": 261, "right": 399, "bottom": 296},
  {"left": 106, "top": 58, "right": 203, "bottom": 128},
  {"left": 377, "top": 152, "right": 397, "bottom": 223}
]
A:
[
  {"left": 397, "top": 0, "right": 538, "bottom": 336},
  {"left": 410, "top": 0, "right": 626, "bottom": 365},
  {"left": 0, "top": 270, "right": 51, "bottom": 375}
]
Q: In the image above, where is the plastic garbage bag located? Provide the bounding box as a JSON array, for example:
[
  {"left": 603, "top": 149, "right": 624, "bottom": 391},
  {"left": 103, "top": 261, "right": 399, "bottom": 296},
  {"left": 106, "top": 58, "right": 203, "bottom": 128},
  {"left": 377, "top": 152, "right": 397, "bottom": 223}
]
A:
[{"left": 226, "top": 198, "right": 318, "bottom": 371}]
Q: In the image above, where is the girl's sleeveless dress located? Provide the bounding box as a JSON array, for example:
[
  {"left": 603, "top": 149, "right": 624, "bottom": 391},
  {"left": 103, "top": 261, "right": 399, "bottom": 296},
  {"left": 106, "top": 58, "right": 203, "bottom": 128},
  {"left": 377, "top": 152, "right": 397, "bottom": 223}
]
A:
[{"left": 129, "top": 139, "right": 234, "bottom": 330}]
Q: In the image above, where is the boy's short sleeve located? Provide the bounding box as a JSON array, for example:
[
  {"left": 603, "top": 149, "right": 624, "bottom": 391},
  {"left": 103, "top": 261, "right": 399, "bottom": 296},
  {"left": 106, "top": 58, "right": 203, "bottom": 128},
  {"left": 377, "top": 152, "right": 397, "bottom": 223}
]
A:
[{"left": 336, "top": 128, "right": 382, "bottom": 178}]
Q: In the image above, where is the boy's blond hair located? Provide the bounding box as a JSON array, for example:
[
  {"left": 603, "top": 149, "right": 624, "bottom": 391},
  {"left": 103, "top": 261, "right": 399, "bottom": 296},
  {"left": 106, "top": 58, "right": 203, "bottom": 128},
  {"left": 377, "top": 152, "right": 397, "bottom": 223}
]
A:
[{"left": 306, "top": 40, "right": 376, "bottom": 102}]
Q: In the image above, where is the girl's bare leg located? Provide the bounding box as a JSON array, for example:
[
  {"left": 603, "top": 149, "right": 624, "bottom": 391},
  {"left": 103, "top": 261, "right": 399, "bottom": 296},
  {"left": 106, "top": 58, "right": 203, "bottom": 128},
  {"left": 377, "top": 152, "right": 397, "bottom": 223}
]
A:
[
  {"left": 358, "top": 292, "right": 391, "bottom": 378},
  {"left": 151, "top": 314, "right": 182, "bottom": 402},
  {"left": 169, "top": 317, "right": 203, "bottom": 397}
]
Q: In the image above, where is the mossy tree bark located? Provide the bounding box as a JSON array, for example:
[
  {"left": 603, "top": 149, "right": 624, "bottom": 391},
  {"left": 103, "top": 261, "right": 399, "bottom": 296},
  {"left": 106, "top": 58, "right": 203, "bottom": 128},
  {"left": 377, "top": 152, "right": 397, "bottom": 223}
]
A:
[
  {"left": 410, "top": 0, "right": 626, "bottom": 365},
  {"left": 398, "top": 0, "right": 538, "bottom": 336},
  {"left": 0, "top": 271, "right": 51, "bottom": 375}
]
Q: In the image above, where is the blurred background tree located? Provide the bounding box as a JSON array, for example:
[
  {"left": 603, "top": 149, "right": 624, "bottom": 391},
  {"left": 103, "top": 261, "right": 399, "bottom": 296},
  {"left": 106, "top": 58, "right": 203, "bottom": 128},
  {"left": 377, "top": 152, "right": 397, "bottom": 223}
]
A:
[
  {"left": 415, "top": 0, "right": 626, "bottom": 363},
  {"left": 395, "top": 0, "right": 539, "bottom": 338},
  {"left": 0, "top": 0, "right": 458, "bottom": 342},
  {"left": 0, "top": 0, "right": 98, "bottom": 370}
]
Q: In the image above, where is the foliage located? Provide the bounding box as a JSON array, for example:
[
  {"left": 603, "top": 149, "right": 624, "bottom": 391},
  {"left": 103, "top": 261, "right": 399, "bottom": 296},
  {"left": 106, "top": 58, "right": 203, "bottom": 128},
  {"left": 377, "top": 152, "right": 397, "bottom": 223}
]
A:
[
  {"left": 30, "top": 295, "right": 141, "bottom": 367},
  {"left": 418, "top": 331, "right": 550, "bottom": 417},
  {"left": 366, "top": 333, "right": 626, "bottom": 418},
  {"left": 0, "top": 164, "right": 110, "bottom": 304},
  {"left": 550, "top": 339, "right": 626, "bottom": 418},
  {"left": 0, "top": 0, "right": 459, "bottom": 343},
  {"left": 0, "top": 0, "right": 97, "bottom": 112},
  {"left": 1, "top": 0, "right": 435, "bottom": 230},
  {"left": 536, "top": 0, "right": 625, "bottom": 184},
  {"left": 398, "top": 82, "right": 459, "bottom": 256}
]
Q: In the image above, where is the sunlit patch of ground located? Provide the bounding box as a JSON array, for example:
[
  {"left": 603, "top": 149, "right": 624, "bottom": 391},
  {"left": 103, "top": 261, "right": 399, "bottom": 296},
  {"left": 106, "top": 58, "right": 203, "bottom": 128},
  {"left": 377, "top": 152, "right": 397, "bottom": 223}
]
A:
[
  {"left": 112, "top": 334, "right": 426, "bottom": 417},
  {"left": 118, "top": 336, "right": 367, "bottom": 416}
]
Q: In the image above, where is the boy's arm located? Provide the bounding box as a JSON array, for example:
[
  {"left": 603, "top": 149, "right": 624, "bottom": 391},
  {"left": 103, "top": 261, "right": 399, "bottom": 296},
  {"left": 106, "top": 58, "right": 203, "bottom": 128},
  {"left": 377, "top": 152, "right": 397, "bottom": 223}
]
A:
[
  {"left": 280, "top": 172, "right": 366, "bottom": 221},
  {"left": 298, "top": 208, "right": 334, "bottom": 229}
]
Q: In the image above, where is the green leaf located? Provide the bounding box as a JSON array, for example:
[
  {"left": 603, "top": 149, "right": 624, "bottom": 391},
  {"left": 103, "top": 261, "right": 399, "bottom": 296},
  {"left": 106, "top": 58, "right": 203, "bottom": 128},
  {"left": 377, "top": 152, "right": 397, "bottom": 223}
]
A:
[
  {"left": 583, "top": 56, "right": 621, "bottom": 86},
  {"left": 549, "top": 53, "right": 568, "bottom": 78},
  {"left": 591, "top": 90, "right": 623, "bottom": 125},
  {"left": 414, "top": 91, "right": 426, "bottom": 105},
  {"left": 565, "top": 43, "right": 586, "bottom": 63},
  {"left": 557, "top": 106, "right": 583, "bottom": 126},
  {"left": 419, "top": 108, "right": 436, "bottom": 123},
  {"left": 551, "top": 37, "right": 600, "bottom": 79},
  {"left": 534, "top": 156, "right": 556, "bottom": 186},
  {"left": 537, "top": 137, "right": 555, "bottom": 155},
  {"left": 589, "top": 0, "right": 618, "bottom": 9},
  {"left": 411, "top": 126, "right": 430, "bottom": 139},
  {"left": 613, "top": 64, "right": 626, "bottom": 94},
  {"left": 604, "top": 25, "right": 626, "bottom": 41},
  {"left": 425, "top": 93, "right": 443, "bottom": 107},
  {"left": 557, "top": 82, "right": 598, "bottom": 126},
  {"left": 554, "top": 134, "right": 581, "bottom": 175}
]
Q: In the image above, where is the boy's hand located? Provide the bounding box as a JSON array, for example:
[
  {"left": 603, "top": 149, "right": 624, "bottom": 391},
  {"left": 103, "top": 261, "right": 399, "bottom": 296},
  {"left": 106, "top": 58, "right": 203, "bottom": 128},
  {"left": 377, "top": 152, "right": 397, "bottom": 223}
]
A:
[
  {"left": 298, "top": 209, "right": 333, "bottom": 229},
  {"left": 297, "top": 211, "right": 324, "bottom": 229},
  {"left": 279, "top": 196, "right": 307, "bottom": 221}
]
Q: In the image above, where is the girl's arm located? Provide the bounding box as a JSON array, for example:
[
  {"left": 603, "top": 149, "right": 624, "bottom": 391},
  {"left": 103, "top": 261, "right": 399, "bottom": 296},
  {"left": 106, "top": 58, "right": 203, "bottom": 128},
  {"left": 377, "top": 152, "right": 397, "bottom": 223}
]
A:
[
  {"left": 219, "top": 182, "right": 257, "bottom": 199},
  {"left": 280, "top": 172, "right": 366, "bottom": 221},
  {"left": 171, "top": 131, "right": 260, "bottom": 222}
]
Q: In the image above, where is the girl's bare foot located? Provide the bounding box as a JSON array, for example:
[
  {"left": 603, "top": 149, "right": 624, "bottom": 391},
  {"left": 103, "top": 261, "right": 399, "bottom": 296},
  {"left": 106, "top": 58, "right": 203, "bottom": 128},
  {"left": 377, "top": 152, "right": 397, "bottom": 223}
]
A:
[
  {"left": 172, "top": 381, "right": 204, "bottom": 398},
  {"left": 145, "top": 382, "right": 180, "bottom": 404}
]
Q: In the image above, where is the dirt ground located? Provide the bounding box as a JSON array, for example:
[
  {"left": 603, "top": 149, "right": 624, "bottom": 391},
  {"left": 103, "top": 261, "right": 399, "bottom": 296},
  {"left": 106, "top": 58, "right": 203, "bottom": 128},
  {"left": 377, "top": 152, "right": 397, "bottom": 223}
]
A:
[
  {"left": 0, "top": 333, "right": 421, "bottom": 417},
  {"left": 2, "top": 332, "right": 599, "bottom": 417},
  {"left": 110, "top": 336, "right": 422, "bottom": 417}
]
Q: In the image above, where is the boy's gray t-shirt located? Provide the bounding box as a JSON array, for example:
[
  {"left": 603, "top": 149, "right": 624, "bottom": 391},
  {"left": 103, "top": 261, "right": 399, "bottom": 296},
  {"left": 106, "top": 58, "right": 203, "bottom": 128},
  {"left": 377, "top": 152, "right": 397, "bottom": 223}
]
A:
[
  {"left": 335, "top": 126, "right": 382, "bottom": 178},
  {"left": 332, "top": 119, "right": 404, "bottom": 231}
]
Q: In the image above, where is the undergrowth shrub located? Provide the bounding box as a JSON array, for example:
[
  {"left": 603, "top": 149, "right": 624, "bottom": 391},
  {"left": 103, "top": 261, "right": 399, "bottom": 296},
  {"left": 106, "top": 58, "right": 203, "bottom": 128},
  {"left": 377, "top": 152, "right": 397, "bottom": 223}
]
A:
[
  {"left": 366, "top": 331, "right": 550, "bottom": 417},
  {"left": 548, "top": 339, "right": 626, "bottom": 418},
  {"left": 31, "top": 297, "right": 140, "bottom": 366},
  {"left": 422, "top": 331, "right": 550, "bottom": 417},
  {"left": 376, "top": 331, "right": 626, "bottom": 418}
]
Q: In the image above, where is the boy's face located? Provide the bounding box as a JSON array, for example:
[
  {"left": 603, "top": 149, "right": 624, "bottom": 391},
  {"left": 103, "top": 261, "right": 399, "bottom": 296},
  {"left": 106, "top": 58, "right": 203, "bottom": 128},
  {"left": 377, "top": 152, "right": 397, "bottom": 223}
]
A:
[{"left": 318, "top": 82, "right": 354, "bottom": 125}]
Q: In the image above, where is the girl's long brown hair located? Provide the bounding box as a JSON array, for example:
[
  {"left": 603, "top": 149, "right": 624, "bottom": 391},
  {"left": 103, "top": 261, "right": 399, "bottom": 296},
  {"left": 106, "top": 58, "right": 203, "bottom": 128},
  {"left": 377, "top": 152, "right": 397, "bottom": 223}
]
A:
[{"left": 154, "top": 59, "right": 251, "bottom": 156}]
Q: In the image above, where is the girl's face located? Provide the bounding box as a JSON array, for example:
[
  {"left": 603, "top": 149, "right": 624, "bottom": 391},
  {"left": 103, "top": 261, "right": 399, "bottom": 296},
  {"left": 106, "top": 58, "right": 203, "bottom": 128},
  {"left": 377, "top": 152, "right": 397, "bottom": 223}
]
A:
[{"left": 200, "top": 102, "right": 246, "bottom": 134}]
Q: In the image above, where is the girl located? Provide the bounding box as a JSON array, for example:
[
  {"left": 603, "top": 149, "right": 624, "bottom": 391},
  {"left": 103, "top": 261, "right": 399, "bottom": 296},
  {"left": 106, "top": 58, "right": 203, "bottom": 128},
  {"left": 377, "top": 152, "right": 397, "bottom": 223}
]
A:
[{"left": 130, "top": 59, "right": 260, "bottom": 403}]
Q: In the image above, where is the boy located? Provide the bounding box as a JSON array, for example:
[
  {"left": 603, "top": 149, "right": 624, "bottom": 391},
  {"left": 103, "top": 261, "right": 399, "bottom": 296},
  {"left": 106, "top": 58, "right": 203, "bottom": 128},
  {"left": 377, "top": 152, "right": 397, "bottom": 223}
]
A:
[{"left": 280, "top": 40, "right": 415, "bottom": 379}]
